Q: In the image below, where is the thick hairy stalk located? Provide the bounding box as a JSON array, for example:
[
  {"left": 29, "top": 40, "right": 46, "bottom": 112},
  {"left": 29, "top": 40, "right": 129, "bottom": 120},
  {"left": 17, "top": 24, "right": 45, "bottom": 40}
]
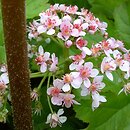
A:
[{"left": 1, "top": 0, "right": 33, "bottom": 130}]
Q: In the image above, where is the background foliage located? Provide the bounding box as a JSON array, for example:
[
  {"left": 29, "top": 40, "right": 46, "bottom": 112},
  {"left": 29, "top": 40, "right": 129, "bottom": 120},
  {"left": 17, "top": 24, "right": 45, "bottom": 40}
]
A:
[{"left": 0, "top": 0, "right": 130, "bottom": 130}]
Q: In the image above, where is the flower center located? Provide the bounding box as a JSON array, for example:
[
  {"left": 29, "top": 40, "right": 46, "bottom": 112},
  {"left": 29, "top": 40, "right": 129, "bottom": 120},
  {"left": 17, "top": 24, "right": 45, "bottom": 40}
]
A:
[
  {"left": 80, "top": 68, "right": 90, "bottom": 78},
  {"left": 35, "top": 55, "right": 44, "bottom": 63},
  {"left": 51, "top": 87, "right": 61, "bottom": 96},
  {"left": 63, "top": 74, "right": 72, "bottom": 83}
]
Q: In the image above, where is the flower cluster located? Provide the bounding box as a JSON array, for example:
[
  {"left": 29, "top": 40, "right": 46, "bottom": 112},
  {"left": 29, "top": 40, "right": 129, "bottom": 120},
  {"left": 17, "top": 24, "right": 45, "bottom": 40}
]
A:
[{"left": 28, "top": 3, "right": 130, "bottom": 128}]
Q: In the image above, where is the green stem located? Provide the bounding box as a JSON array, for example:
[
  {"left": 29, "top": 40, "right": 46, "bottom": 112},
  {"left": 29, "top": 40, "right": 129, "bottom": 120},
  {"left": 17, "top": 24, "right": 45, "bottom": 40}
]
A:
[
  {"left": 37, "top": 73, "right": 48, "bottom": 90},
  {"left": 30, "top": 73, "right": 45, "bottom": 78},
  {"left": 47, "top": 75, "right": 53, "bottom": 113},
  {"left": 63, "top": 47, "right": 70, "bottom": 73}
]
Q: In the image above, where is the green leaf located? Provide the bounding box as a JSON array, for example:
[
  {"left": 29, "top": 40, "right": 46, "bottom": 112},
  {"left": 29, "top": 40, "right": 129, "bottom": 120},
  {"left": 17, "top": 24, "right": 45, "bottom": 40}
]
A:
[
  {"left": 74, "top": 93, "right": 130, "bottom": 130},
  {"left": 26, "top": 0, "right": 50, "bottom": 19},
  {"left": 114, "top": 1, "right": 130, "bottom": 48},
  {"left": 0, "top": 46, "right": 6, "bottom": 63}
]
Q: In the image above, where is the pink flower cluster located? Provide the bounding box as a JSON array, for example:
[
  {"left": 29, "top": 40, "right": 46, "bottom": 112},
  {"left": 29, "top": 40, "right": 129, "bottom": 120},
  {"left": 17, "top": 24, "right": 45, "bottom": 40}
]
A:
[{"left": 27, "top": 4, "right": 130, "bottom": 127}]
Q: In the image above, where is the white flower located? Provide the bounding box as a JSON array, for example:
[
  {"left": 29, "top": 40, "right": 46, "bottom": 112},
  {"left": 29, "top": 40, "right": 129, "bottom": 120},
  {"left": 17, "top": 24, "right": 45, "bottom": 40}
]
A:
[
  {"left": 46, "top": 109, "right": 67, "bottom": 128},
  {"left": 92, "top": 92, "right": 106, "bottom": 110}
]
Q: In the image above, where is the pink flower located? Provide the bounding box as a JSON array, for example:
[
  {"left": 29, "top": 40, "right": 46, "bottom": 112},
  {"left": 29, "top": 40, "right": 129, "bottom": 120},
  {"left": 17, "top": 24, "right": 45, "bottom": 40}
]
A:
[
  {"left": 72, "top": 62, "right": 99, "bottom": 88},
  {"left": 61, "top": 93, "right": 80, "bottom": 108},
  {"left": 28, "top": 20, "right": 40, "bottom": 39},
  {"left": 101, "top": 57, "right": 116, "bottom": 81},
  {"left": 69, "top": 53, "right": 85, "bottom": 70},
  {"left": 113, "top": 50, "right": 129, "bottom": 73},
  {"left": 0, "top": 73, "right": 9, "bottom": 91},
  {"left": 101, "top": 40, "right": 113, "bottom": 57},
  {"left": 66, "top": 5, "right": 78, "bottom": 14},
  {"left": 91, "top": 43, "right": 102, "bottom": 56},
  {"left": 97, "top": 21, "right": 108, "bottom": 35},
  {"left": 65, "top": 40, "right": 73, "bottom": 48},
  {"left": 49, "top": 53, "right": 58, "bottom": 72},
  {"left": 47, "top": 79, "right": 64, "bottom": 106},
  {"left": 57, "top": 20, "right": 73, "bottom": 40},
  {"left": 75, "top": 37, "right": 92, "bottom": 55},
  {"left": 81, "top": 76, "right": 105, "bottom": 96},
  {"left": 35, "top": 46, "right": 50, "bottom": 73},
  {"left": 62, "top": 73, "right": 82, "bottom": 92},
  {"left": 88, "top": 20, "right": 98, "bottom": 34},
  {"left": 46, "top": 109, "right": 67, "bottom": 128},
  {"left": 71, "top": 19, "right": 88, "bottom": 37},
  {"left": 37, "top": 14, "right": 61, "bottom": 35}
]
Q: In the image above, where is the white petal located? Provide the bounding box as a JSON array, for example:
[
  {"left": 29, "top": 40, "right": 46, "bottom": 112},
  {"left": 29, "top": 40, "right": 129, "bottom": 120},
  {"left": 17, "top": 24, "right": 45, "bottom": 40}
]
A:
[
  {"left": 93, "top": 76, "right": 103, "bottom": 83},
  {"left": 69, "top": 63, "right": 76, "bottom": 70},
  {"left": 38, "top": 45, "right": 44, "bottom": 55},
  {"left": 62, "top": 84, "right": 70, "bottom": 92},
  {"left": 57, "top": 109, "right": 64, "bottom": 116},
  {"left": 105, "top": 71, "right": 113, "bottom": 81},
  {"left": 71, "top": 72, "right": 80, "bottom": 78},
  {"left": 44, "top": 52, "right": 50, "bottom": 60},
  {"left": 82, "top": 47, "right": 92, "bottom": 55},
  {"left": 59, "top": 116, "right": 67, "bottom": 123},
  {"left": 37, "top": 25, "right": 46, "bottom": 34},
  {"left": 81, "top": 23, "right": 89, "bottom": 30},
  {"left": 84, "top": 79, "right": 91, "bottom": 88},
  {"left": 1, "top": 73, "right": 9, "bottom": 84},
  {"left": 40, "top": 63, "right": 47, "bottom": 73},
  {"left": 84, "top": 62, "right": 93, "bottom": 69},
  {"left": 119, "top": 60, "right": 129, "bottom": 71},
  {"left": 99, "top": 95, "right": 107, "bottom": 102},
  {"left": 47, "top": 28, "right": 55, "bottom": 35},
  {"left": 71, "top": 78, "right": 82, "bottom": 89},
  {"left": 71, "top": 29, "right": 79, "bottom": 37},
  {"left": 53, "top": 79, "right": 64, "bottom": 88},
  {"left": 79, "top": 31, "right": 86, "bottom": 36},
  {"left": 90, "top": 69, "right": 99, "bottom": 77},
  {"left": 81, "top": 86, "right": 90, "bottom": 96},
  {"left": 73, "top": 19, "right": 81, "bottom": 24}
]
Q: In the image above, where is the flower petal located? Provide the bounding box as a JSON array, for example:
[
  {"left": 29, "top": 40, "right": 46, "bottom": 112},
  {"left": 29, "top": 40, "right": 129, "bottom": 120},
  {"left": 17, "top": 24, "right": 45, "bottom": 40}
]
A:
[
  {"left": 82, "top": 47, "right": 92, "bottom": 55},
  {"left": 47, "top": 28, "right": 55, "bottom": 35},
  {"left": 105, "top": 71, "right": 113, "bottom": 81},
  {"left": 62, "top": 84, "right": 71, "bottom": 92}
]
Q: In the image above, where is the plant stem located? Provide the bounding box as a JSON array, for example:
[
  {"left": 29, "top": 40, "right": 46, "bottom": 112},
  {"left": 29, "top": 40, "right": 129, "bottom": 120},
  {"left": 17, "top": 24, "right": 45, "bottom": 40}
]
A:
[
  {"left": 1, "top": 0, "right": 32, "bottom": 130},
  {"left": 63, "top": 47, "right": 70, "bottom": 73},
  {"left": 47, "top": 75, "right": 53, "bottom": 113},
  {"left": 37, "top": 74, "right": 47, "bottom": 90}
]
